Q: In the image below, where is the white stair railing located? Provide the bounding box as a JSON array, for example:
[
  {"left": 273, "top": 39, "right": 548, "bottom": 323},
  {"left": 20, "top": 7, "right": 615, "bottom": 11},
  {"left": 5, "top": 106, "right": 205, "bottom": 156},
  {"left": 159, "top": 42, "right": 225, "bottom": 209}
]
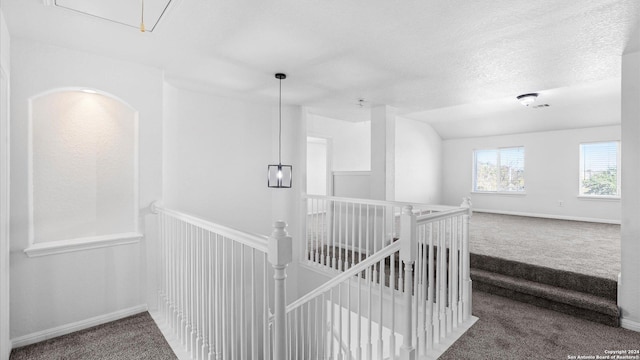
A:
[
  {"left": 153, "top": 205, "right": 290, "bottom": 360},
  {"left": 283, "top": 241, "right": 402, "bottom": 360},
  {"left": 303, "top": 195, "right": 458, "bottom": 274},
  {"left": 151, "top": 197, "right": 473, "bottom": 360},
  {"left": 403, "top": 199, "right": 473, "bottom": 357},
  {"left": 289, "top": 198, "right": 474, "bottom": 360}
]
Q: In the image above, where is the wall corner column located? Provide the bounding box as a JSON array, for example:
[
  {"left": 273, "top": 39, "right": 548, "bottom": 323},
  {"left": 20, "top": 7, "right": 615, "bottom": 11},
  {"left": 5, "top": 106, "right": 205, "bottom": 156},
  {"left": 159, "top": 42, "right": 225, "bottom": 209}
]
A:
[
  {"left": 620, "top": 50, "right": 640, "bottom": 331},
  {"left": 370, "top": 105, "right": 396, "bottom": 201}
]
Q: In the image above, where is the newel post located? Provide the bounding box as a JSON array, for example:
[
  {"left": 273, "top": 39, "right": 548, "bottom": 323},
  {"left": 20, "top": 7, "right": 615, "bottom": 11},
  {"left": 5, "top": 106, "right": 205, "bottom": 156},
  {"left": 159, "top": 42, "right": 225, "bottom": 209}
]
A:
[
  {"left": 268, "top": 221, "right": 292, "bottom": 360},
  {"left": 399, "top": 206, "right": 416, "bottom": 360},
  {"left": 460, "top": 197, "right": 472, "bottom": 321}
]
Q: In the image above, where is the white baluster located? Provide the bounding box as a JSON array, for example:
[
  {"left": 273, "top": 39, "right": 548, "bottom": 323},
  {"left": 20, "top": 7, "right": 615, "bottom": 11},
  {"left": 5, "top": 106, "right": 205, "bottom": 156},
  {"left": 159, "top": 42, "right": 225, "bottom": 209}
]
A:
[
  {"left": 377, "top": 254, "right": 383, "bottom": 355},
  {"left": 366, "top": 265, "right": 372, "bottom": 360},
  {"left": 399, "top": 205, "right": 416, "bottom": 360},
  {"left": 338, "top": 284, "right": 343, "bottom": 360},
  {"left": 446, "top": 218, "right": 453, "bottom": 335},
  {"left": 330, "top": 288, "right": 335, "bottom": 360},
  {"left": 351, "top": 202, "right": 356, "bottom": 269},
  {"left": 180, "top": 221, "right": 187, "bottom": 344},
  {"left": 389, "top": 232, "right": 397, "bottom": 360},
  {"left": 207, "top": 234, "right": 214, "bottom": 360},
  {"left": 263, "top": 253, "right": 269, "bottom": 360},
  {"left": 461, "top": 197, "right": 472, "bottom": 321},
  {"left": 427, "top": 222, "right": 434, "bottom": 350},
  {"left": 338, "top": 202, "right": 344, "bottom": 271},
  {"left": 251, "top": 249, "right": 257, "bottom": 360},
  {"left": 356, "top": 273, "right": 362, "bottom": 360},
  {"left": 451, "top": 217, "right": 459, "bottom": 329},
  {"left": 221, "top": 239, "right": 228, "bottom": 359},
  {"left": 439, "top": 220, "right": 447, "bottom": 340},
  {"left": 268, "top": 221, "right": 293, "bottom": 360}
]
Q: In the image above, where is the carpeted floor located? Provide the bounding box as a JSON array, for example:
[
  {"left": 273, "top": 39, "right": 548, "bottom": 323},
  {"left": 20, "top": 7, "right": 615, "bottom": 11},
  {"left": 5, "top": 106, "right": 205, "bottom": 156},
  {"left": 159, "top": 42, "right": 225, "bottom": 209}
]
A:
[
  {"left": 9, "top": 312, "right": 177, "bottom": 360},
  {"left": 12, "top": 292, "right": 640, "bottom": 360},
  {"left": 441, "top": 291, "right": 640, "bottom": 360},
  {"left": 471, "top": 213, "right": 621, "bottom": 280}
]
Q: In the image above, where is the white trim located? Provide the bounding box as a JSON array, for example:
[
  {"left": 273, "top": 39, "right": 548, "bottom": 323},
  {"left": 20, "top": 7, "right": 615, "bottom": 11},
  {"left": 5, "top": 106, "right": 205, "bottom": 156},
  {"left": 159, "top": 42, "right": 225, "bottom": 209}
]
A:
[
  {"left": 333, "top": 170, "right": 371, "bottom": 176},
  {"left": 621, "top": 318, "right": 640, "bottom": 332},
  {"left": 471, "top": 191, "right": 527, "bottom": 196},
  {"left": 24, "top": 232, "right": 143, "bottom": 257},
  {"left": 149, "top": 311, "right": 191, "bottom": 360},
  {"left": 427, "top": 317, "right": 479, "bottom": 359},
  {"left": 11, "top": 304, "right": 148, "bottom": 348},
  {"left": 473, "top": 208, "right": 621, "bottom": 225},
  {"left": 577, "top": 195, "right": 621, "bottom": 201}
]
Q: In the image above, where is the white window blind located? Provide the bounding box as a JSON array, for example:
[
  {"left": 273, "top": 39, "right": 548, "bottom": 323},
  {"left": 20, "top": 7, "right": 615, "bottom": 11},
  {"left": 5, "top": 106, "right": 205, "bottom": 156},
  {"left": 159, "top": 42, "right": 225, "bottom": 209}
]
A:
[
  {"left": 579, "top": 141, "right": 620, "bottom": 196},
  {"left": 473, "top": 146, "right": 525, "bottom": 193}
]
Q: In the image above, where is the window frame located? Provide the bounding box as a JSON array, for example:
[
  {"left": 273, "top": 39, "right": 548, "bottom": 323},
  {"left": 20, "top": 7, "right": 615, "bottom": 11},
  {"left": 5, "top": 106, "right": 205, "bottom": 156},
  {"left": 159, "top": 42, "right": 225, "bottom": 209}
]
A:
[
  {"left": 578, "top": 140, "right": 621, "bottom": 199},
  {"left": 472, "top": 146, "right": 526, "bottom": 195}
]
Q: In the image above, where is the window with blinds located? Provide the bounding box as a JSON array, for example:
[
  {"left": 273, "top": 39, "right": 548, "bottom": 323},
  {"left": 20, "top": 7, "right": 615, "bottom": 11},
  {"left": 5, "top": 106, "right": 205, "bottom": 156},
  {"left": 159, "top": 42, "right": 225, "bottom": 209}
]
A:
[
  {"left": 579, "top": 141, "right": 620, "bottom": 197},
  {"left": 473, "top": 147, "right": 525, "bottom": 193}
]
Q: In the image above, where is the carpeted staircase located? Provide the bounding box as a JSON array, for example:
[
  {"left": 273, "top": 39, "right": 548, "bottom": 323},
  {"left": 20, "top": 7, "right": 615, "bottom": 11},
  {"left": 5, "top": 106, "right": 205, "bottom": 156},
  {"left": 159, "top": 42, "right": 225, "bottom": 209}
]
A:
[{"left": 470, "top": 253, "right": 620, "bottom": 327}]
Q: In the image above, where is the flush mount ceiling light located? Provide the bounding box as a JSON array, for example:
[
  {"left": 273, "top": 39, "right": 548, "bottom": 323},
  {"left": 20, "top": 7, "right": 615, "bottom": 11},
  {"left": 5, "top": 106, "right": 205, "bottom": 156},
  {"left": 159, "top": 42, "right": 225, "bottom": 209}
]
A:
[
  {"left": 268, "top": 73, "right": 293, "bottom": 189},
  {"left": 517, "top": 93, "right": 539, "bottom": 107}
]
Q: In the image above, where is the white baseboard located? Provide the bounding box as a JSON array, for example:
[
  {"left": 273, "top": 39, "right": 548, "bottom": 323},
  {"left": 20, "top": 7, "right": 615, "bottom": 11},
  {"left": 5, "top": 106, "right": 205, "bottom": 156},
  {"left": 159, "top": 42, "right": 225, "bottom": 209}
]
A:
[
  {"left": 473, "top": 208, "right": 621, "bottom": 225},
  {"left": 621, "top": 318, "right": 640, "bottom": 332},
  {"left": 149, "top": 311, "right": 191, "bottom": 360},
  {"left": 11, "top": 304, "right": 148, "bottom": 348}
]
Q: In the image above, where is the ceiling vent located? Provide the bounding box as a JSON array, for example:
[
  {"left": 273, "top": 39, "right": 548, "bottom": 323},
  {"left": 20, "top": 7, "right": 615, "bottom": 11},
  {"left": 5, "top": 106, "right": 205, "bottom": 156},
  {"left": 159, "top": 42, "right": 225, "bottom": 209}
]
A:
[{"left": 44, "top": 0, "right": 175, "bottom": 33}]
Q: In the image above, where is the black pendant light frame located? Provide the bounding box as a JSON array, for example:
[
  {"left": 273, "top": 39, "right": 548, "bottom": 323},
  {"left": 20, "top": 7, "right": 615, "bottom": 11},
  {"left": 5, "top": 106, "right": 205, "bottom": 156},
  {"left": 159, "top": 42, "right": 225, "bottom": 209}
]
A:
[{"left": 268, "top": 73, "right": 293, "bottom": 188}]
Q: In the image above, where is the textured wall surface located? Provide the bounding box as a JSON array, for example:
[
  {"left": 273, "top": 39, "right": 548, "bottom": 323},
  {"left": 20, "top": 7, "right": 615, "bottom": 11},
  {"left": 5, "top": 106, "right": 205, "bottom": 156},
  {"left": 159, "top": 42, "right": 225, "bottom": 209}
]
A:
[{"left": 32, "top": 91, "right": 136, "bottom": 243}]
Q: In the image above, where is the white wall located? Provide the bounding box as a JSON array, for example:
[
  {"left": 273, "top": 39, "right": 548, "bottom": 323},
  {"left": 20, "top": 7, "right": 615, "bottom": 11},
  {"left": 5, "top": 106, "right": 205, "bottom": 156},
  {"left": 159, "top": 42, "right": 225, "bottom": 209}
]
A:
[
  {"left": 371, "top": 105, "right": 395, "bottom": 200},
  {"left": 307, "top": 137, "right": 327, "bottom": 196},
  {"left": 620, "top": 51, "right": 640, "bottom": 330},
  {"left": 395, "top": 117, "right": 442, "bottom": 204},
  {"left": 0, "top": 8, "right": 11, "bottom": 360},
  {"left": 442, "top": 125, "right": 621, "bottom": 222},
  {"left": 10, "top": 39, "right": 163, "bottom": 340},
  {"left": 162, "top": 83, "right": 273, "bottom": 235},
  {"left": 307, "top": 114, "right": 370, "bottom": 172}
]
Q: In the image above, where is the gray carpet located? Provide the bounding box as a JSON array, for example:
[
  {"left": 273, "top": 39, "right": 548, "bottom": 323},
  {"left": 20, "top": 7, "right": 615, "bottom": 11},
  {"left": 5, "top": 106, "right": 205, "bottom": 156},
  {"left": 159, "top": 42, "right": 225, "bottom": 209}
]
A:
[
  {"left": 9, "top": 312, "right": 177, "bottom": 360},
  {"left": 471, "top": 213, "right": 621, "bottom": 280},
  {"left": 440, "top": 291, "right": 640, "bottom": 360},
  {"left": 12, "top": 293, "right": 640, "bottom": 359}
]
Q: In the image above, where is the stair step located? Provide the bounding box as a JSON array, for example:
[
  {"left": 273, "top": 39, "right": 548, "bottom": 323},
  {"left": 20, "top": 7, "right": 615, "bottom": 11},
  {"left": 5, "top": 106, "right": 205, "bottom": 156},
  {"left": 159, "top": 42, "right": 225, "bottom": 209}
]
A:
[
  {"left": 471, "top": 253, "right": 617, "bottom": 301},
  {"left": 471, "top": 268, "right": 620, "bottom": 327}
]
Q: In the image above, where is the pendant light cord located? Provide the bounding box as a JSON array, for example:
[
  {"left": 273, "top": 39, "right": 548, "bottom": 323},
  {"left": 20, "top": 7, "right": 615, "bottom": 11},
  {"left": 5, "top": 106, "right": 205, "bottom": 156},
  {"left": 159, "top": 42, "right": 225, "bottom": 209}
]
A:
[
  {"left": 278, "top": 76, "right": 282, "bottom": 164},
  {"left": 140, "top": 0, "right": 145, "bottom": 32}
]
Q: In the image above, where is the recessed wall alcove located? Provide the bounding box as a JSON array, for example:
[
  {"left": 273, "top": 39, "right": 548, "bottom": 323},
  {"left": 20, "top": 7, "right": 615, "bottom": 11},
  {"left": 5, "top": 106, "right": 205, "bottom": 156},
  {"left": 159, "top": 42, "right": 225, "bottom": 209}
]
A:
[{"left": 25, "top": 88, "right": 140, "bottom": 256}]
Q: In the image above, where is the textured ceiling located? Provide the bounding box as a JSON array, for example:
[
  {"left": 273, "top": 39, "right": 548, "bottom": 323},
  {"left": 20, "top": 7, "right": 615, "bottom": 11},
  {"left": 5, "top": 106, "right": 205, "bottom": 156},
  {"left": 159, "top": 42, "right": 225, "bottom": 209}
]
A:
[{"left": 3, "top": 0, "right": 639, "bottom": 136}]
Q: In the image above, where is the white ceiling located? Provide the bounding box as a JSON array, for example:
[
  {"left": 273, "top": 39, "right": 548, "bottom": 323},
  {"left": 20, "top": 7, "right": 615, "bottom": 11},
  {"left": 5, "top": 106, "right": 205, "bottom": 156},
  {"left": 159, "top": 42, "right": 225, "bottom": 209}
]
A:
[{"left": 3, "top": 0, "right": 639, "bottom": 138}]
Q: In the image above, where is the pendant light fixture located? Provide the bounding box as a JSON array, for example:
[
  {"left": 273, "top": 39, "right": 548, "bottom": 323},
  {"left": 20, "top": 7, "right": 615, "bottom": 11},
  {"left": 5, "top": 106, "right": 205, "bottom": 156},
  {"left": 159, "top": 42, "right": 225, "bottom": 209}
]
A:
[
  {"left": 268, "top": 73, "right": 293, "bottom": 188},
  {"left": 140, "top": 0, "right": 146, "bottom": 32}
]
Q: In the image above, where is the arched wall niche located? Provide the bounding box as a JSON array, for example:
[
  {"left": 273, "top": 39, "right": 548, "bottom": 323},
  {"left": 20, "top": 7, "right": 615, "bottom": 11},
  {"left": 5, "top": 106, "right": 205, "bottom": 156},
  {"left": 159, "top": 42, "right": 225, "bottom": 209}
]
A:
[{"left": 26, "top": 87, "right": 139, "bottom": 250}]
